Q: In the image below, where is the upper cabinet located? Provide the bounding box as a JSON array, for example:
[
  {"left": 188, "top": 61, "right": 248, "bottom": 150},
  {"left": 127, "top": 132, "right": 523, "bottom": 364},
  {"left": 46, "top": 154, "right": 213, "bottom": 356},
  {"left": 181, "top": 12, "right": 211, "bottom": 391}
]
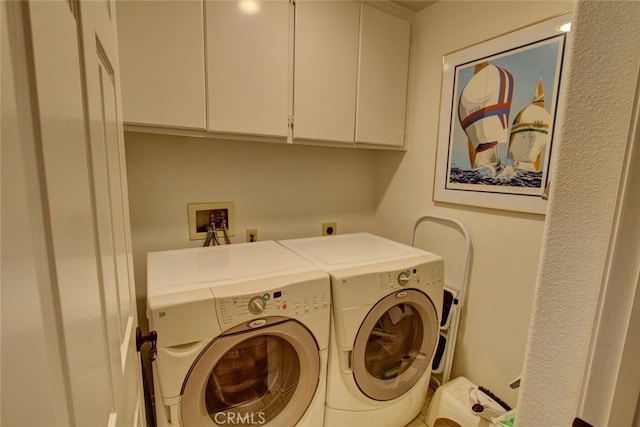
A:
[
  {"left": 205, "top": 1, "right": 290, "bottom": 138},
  {"left": 117, "top": 1, "right": 206, "bottom": 129},
  {"left": 117, "top": 0, "right": 411, "bottom": 149},
  {"left": 356, "top": 4, "right": 411, "bottom": 147},
  {"left": 293, "top": 1, "right": 360, "bottom": 144},
  {"left": 293, "top": 2, "right": 411, "bottom": 148}
]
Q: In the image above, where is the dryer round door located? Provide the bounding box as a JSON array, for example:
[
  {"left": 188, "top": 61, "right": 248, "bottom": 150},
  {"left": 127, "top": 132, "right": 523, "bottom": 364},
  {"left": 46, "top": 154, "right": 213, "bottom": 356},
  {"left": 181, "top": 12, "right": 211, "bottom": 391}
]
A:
[
  {"left": 180, "top": 319, "right": 320, "bottom": 426},
  {"left": 352, "top": 289, "right": 438, "bottom": 401}
]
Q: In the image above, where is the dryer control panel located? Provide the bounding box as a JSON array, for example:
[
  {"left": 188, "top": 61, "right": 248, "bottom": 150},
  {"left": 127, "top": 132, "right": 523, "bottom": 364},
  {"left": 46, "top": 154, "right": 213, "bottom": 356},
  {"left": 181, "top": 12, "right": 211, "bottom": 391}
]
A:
[
  {"left": 330, "top": 257, "right": 444, "bottom": 309},
  {"left": 215, "top": 282, "right": 330, "bottom": 329},
  {"left": 377, "top": 263, "right": 443, "bottom": 293}
]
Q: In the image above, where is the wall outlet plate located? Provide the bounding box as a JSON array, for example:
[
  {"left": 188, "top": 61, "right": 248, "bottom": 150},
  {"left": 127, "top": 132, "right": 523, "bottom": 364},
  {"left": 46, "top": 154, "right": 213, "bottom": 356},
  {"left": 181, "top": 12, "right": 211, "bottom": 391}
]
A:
[
  {"left": 322, "top": 222, "right": 337, "bottom": 236},
  {"left": 246, "top": 228, "right": 258, "bottom": 242}
]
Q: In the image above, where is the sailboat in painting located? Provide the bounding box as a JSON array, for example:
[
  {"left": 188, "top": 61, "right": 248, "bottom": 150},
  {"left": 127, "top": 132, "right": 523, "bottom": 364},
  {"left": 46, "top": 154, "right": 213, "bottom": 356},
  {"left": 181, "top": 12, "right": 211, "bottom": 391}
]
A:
[
  {"left": 449, "top": 62, "right": 549, "bottom": 190},
  {"left": 507, "top": 77, "right": 551, "bottom": 172},
  {"left": 458, "top": 62, "right": 514, "bottom": 169}
]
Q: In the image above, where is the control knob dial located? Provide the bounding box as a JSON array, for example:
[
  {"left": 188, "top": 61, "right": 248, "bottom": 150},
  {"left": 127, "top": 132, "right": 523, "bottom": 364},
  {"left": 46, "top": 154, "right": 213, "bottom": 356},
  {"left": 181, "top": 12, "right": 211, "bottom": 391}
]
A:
[
  {"left": 248, "top": 296, "right": 266, "bottom": 315},
  {"left": 398, "top": 271, "right": 411, "bottom": 286}
]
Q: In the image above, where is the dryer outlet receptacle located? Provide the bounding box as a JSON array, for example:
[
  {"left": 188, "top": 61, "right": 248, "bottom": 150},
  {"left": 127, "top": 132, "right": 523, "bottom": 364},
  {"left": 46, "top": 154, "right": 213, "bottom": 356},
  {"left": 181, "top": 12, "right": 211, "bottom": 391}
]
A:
[{"left": 322, "top": 222, "right": 337, "bottom": 236}]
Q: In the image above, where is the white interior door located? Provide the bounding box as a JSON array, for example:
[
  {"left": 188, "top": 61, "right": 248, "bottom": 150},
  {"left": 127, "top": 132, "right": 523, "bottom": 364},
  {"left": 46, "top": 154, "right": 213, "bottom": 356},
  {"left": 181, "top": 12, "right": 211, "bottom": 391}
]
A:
[
  {"left": 2, "top": 0, "right": 143, "bottom": 425},
  {"left": 2, "top": 1, "right": 112, "bottom": 424},
  {"left": 76, "top": 0, "right": 143, "bottom": 425}
]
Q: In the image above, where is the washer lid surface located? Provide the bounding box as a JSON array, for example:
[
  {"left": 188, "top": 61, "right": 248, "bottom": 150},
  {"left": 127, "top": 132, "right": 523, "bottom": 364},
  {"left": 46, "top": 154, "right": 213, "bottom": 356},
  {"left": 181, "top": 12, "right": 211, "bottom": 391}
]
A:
[
  {"left": 279, "top": 233, "right": 428, "bottom": 271},
  {"left": 147, "top": 241, "right": 320, "bottom": 297}
]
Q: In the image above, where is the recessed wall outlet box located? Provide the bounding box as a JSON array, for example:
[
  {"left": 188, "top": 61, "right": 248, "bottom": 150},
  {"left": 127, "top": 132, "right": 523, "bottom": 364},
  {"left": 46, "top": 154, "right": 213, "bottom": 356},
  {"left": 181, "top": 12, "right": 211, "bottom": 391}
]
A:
[
  {"left": 246, "top": 228, "right": 258, "bottom": 242},
  {"left": 187, "top": 201, "right": 235, "bottom": 241},
  {"left": 322, "top": 222, "right": 337, "bottom": 236}
]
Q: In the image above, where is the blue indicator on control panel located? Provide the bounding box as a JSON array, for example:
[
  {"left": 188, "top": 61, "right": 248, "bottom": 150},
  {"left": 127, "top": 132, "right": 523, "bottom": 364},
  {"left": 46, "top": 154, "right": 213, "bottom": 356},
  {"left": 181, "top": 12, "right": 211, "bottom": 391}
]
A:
[{"left": 273, "top": 291, "right": 282, "bottom": 298}]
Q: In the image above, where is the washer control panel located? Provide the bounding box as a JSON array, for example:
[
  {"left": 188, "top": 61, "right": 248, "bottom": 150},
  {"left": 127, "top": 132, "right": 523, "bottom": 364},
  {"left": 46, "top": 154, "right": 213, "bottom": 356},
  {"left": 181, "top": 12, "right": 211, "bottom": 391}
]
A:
[{"left": 216, "top": 284, "right": 330, "bottom": 328}]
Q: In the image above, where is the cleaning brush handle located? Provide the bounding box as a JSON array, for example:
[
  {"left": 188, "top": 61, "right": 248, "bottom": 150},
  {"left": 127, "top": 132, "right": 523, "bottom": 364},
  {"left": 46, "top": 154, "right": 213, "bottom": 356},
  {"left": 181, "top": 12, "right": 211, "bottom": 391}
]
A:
[{"left": 478, "top": 385, "right": 512, "bottom": 411}]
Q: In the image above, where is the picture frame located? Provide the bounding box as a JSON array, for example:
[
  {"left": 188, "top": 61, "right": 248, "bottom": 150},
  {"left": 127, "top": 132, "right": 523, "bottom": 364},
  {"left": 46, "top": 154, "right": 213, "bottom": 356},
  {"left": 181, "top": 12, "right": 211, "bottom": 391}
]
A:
[
  {"left": 433, "top": 13, "right": 571, "bottom": 215},
  {"left": 187, "top": 202, "right": 235, "bottom": 241}
]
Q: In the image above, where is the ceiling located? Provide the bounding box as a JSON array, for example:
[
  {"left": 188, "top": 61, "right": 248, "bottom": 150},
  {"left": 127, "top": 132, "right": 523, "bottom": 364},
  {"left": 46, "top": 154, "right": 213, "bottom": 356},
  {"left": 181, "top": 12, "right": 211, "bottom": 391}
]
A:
[{"left": 391, "top": 1, "right": 437, "bottom": 13}]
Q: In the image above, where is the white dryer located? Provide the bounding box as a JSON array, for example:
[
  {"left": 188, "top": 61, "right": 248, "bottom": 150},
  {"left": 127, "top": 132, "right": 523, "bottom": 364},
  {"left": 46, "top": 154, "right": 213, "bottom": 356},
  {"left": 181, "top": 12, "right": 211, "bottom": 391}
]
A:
[
  {"left": 146, "top": 241, "right": 331, "bottom": 427},
  {"left": 279, "top": 233, "right": 443, "bottom": 427}
]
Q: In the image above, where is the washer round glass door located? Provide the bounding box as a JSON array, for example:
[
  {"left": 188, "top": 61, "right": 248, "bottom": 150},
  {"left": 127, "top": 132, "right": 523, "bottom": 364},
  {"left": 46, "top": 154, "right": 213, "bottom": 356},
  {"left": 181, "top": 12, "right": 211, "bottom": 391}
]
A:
[
  {"left": 180, "top": 319, "right": 320, "bottom": 426},
  {"left": 352, "top": 289, "right": 438, "bottom": 401}
]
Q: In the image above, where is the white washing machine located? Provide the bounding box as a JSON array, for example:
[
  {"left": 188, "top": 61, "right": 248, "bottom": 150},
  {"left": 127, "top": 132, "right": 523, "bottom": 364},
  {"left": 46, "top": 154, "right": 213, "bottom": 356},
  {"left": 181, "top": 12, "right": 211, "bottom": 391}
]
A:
[
  {"left": 279, "top": 233, "right": 443, "bottom": 427},
  {"left": 146, "top": 241, "right": 331, "bottom": 427}
]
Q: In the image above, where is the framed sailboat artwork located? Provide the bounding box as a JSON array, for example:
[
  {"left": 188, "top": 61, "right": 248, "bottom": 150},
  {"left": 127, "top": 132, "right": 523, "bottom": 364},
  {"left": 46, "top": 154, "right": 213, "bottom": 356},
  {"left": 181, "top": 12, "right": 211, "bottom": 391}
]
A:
[{"left": 433, "top": 13, "right": 572, "bottom": 215}]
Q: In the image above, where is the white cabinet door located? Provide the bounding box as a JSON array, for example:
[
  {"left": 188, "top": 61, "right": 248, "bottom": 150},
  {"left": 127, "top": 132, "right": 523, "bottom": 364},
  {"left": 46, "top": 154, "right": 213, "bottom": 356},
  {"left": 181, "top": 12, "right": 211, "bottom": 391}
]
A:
[
  {"left": 205, "top": 0, "right": 290, "bottom": 138},
  {"left": 356, "top": 4, "right": 411, "bottom": 147},
  {"left": 117, "top": 0, "right": 205, "bottom": 129},
  {"left": 293, "top": 1, "right": 360, "bottom": 144}
]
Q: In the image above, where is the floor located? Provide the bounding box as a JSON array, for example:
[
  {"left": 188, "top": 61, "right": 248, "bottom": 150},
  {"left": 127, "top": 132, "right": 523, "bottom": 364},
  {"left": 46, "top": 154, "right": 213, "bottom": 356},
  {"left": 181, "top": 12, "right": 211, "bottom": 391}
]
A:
[{"left": 406, "top": 383, "right": 461, "bottom": 427}]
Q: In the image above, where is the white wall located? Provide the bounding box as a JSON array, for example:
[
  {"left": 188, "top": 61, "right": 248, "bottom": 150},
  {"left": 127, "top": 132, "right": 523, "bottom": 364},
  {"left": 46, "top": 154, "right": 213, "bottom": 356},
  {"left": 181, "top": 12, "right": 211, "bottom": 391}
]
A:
[
  {"left": 374, "top": 1, "right": 572, "bottom": 405},
  {"left": 519, "top": 1, "right": 640, "bottom": 425},
  {"left": 125, "top": 132, "right": 378, "bottom": 326}
]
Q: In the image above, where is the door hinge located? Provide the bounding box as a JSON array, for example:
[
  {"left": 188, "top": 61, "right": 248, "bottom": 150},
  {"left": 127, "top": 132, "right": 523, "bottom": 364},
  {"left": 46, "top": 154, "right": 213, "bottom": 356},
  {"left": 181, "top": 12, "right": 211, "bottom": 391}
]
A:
[
  {"left": 136, "top": 327, "right": 158, "bottom": 361},
  {"left": 288, "top": 114, "right": 294, "bottom": 130}
]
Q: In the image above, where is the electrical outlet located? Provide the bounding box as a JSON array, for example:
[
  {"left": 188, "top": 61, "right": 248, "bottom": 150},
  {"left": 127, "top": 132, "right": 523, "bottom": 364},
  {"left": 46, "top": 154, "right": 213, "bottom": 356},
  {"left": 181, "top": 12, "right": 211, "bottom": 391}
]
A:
[
  {"left": 322, "top": 222, "right": 337, "bottom": 236},
  {"left": 246, "top": 228, "right": 258, "bottom": 242}
]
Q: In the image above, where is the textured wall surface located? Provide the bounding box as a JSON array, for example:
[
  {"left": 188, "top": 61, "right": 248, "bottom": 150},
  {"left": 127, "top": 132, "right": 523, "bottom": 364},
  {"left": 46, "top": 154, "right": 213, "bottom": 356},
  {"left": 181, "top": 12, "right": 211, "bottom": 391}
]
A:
[{"left": 518, "top": 1, "right": 640, "bottom": 425}]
